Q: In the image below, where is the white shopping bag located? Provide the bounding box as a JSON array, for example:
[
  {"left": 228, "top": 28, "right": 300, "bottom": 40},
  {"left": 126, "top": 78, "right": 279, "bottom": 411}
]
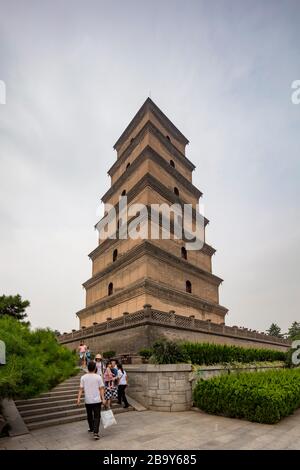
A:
[{"left": 101, "top": 409, "right": 117, "bottom": 429}]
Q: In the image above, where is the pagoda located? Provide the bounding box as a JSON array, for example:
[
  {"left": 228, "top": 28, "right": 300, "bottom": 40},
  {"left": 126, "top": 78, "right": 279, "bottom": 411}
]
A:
[{"left": 76, "top": 98, "right": 228, "bottom": 327}]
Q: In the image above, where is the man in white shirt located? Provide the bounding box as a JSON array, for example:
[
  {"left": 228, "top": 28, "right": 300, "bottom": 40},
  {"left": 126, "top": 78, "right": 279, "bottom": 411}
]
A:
[{"left": 77, "top": 360, "right": 105, "bottom": 440}]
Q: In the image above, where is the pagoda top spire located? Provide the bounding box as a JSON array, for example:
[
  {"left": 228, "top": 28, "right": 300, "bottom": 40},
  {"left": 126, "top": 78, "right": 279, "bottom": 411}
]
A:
[{"left": 113, "top": 97, "right": 189, "bottom": 152}]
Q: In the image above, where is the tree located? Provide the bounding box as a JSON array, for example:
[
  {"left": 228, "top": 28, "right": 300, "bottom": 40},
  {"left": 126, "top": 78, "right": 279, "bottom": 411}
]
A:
[
  {"left": 287, "top": 321, "right": 300, "bottom": 340},
  {"left": 0, "top": 294, "right": 30, "bottom": 321},
  {"left": 0, "top": 315, "right": 76, "bottom": 399},
  {"left": 266, "top": 323, "right": 283, "bottom": 338}
]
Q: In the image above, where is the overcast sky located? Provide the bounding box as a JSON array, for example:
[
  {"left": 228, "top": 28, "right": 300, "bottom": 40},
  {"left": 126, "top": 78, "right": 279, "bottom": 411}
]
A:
[{"left": 0, "top": 0, "right": 299, "bottom": 334}]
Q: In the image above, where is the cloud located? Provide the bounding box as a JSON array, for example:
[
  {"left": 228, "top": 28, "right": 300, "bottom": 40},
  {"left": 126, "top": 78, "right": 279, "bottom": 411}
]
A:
[{"left": 0, "top": 0, "right": 299, "bottom": 332}]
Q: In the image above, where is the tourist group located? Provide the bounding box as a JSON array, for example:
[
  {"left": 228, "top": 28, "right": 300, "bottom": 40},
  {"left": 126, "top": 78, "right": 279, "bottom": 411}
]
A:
[{"left": 77, "top": 342, "right": 129, "bottom": 440}]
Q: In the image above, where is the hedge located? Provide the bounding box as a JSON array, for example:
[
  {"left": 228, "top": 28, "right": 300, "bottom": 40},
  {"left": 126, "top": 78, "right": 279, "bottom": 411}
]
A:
[
  {"left": 146, "top": 340, "right": 286, "bottom": 365},
  {"left": 0, "top": 315, "right": 77, "bottom": 399},
  {"left": 193, "top": 368, "right": 300, "bottom": 424},
  {"left": 102, "top": 350, "right": 116, "bottom": 359},
  {"left": 149, "top": 340, "right": 189, "bottom": 364},
  {"left": 181, "top": 341, "right": 286, "bottom": 365}
]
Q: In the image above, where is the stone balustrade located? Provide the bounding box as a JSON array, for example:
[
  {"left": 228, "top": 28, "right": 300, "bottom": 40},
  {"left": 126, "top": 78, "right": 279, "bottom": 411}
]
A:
[{"left": 58, "top": 305, "right": 290, "bottom": 350}]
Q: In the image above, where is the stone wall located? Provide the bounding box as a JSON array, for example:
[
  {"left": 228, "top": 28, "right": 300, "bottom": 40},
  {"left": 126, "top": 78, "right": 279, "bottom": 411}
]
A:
[
  {"left": 125, "top": 363, "right": 284, "bottom": 412},
  {"left": 147, "top": 324, "right": 289, "bottom": 351},
  {"left": 59, "top": 323, "right": 151, "bottom": 355},
  {"left": 125, "top": 364, "right": 192, "bottom": 411},
  {"left": 191, "top": 363, "right": 284, "bottom": 382}
]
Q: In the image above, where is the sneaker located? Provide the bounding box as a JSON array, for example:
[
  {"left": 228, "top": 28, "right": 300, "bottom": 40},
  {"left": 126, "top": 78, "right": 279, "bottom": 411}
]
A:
[
  {"left": 94, "top": 433, "right": 100, "bottom": 440},
  {"left": 88, "top": 429, "right": 93, "bottom": 433}
]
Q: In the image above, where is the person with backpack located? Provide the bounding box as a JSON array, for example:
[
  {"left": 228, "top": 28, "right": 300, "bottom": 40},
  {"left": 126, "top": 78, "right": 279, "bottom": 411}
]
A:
[
  {"left": 85, "top": 346, "right": 91, "bottom": 366},
  {"left": 117, "top": 363, "right": 129, "bottom": 408}
]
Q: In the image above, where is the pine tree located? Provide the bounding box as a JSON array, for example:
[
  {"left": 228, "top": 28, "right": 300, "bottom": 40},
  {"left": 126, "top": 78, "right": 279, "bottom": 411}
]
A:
[
  {"left": 0, "top": 294, "right": 30, "bottom": 321},
  {"left": 287, "top": 321, "right": 300, "bottom": 340},
  {"left": 266, "top": 323, "right": 283, "bottom": 338}
]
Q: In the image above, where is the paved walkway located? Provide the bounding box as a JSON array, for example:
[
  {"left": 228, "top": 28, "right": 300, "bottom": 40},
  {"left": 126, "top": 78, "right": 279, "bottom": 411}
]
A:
[{"left": 1, "top": 408, "right": 300, "bottom": 450}]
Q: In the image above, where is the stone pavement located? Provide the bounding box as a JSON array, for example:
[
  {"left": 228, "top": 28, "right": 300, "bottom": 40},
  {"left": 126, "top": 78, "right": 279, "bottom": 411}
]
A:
[{"left": 1, "top": 408, "right": 300, "bottom": 450}]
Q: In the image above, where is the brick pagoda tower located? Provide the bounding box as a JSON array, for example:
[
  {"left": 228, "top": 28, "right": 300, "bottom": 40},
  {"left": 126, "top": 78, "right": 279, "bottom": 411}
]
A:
[{"left": 77, "top": 98, "right": 228, "bottom": 327}]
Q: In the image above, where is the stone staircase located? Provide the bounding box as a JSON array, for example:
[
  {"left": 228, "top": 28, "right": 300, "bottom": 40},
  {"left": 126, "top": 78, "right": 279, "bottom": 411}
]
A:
[{"left": 15, "top": 371, "right": 133, "bottom": 431}]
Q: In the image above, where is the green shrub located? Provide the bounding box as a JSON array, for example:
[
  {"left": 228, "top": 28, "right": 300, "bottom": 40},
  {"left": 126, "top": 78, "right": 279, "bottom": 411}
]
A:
[
  {"left": 0, "top": 315, "right": 77, "bottom": 399},
  {"left": 150, "top": 339, "right": 189, "bottom": 364},
  {"left": 181, "top": 341, "right": 286, "bottom": 365},
  {"left": 102, "top": 350, "right": 116, "bottom": 359},
  {"left": 193, "top": 368, "right": 300, "bottom": 424},
  {"left": 139, "top": 348, "right": 153, "bottom": 359}
]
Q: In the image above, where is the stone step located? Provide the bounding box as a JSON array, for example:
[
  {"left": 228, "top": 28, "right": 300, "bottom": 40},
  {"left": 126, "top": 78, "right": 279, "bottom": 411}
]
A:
[
  {"left": 61, "top": 374, "right": 84, "bottom": 381},
  {"left": 24, "top": 407, "right": 91, "bottom": 424},
  {"left": 37, "top": 390, "right": 79, "bottom": 399},
  {"left": 26, "top": 406, "right": 133, "bottom": 431},
  {"left": 55, "top": 376, "right": 83, "bottom": 384},
  {"left": 51, "top": 385, "right": 79, "bottom": 392},
  {"left": 15, "top": 370, "right": 134, "bottom": 431},
  {"left": 23, "top": 404, "right": 132, "bottom": 424},
  {"left": 27, "top": 412, "right": 87, "bottom": 431},
  {"left": 57, "top": 379, "right": 82, "bottom": 385},
  {"left": 19, "top": 401, "right": 124, "bottom": 416},
  {"left": 15, "top": 392, "right": 78, "bottom": 406},
  {"left": 17, "top": 397, "right": 79, "bottom": 412},
  {"left": 20, "top": 402, "right": 85, "bottom": 417}
]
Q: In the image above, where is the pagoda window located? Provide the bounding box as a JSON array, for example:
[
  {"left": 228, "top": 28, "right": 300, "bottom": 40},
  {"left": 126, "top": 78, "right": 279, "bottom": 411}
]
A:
[
  {"left": 181, "top": 247, "right": 187, "bottom": 260},
  {"left": 166, "top": 135, "right": 171, "bottom": 142},
  {"left": 186, "top": 280, "right": 192, "bottom": 293},
  {"left": 126, "top": 162, "right": 130, "bottom": 170},
  {"left": 170, "top": 160, "right": 175, "bottom": 168},
  {"left": 108, "top": 282, "right": 113, "bottom": 296},
  {"left": 113, "top": 249, "right": 118, "bottom": 262},
  {"left": 174, "top": 187, "right": 179, "bottom": 196},
  {"left": 121, "top": 189, "right": 126, "bottom": 196}
]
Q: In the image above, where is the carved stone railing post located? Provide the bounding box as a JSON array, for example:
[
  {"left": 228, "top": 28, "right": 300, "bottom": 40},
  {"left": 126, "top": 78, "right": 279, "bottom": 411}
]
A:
[
  {"left": 189, "top": 315, "right": 195, "bottom": 328},
  {"left": 106, "top": 317, "right": 112, "bottom": 329},
  {"left": 123, "top": 311, "right": 129, "bottom": 325},
  {"left": 169, "top": 310, "right": 176, "bottom": 325},
  {"left": 143, "top": 304, "right": 152, "bottom": 319}
]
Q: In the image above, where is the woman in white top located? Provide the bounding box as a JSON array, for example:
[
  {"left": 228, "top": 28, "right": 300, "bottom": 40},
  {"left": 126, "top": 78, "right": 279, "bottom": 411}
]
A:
[{"left": 117, "top": 363, "right": 129, "bottom": 408}]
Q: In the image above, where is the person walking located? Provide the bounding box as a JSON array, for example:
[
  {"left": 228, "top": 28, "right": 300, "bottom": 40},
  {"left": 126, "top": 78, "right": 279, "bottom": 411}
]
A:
[
  {"left": 104, "top": 361, "right": 118, "bottom": 408},
  {"left": 111, "top": 359, "right": 119, "bottom": 388},
  {"left": 77, "top": 360, "right": 105, "bottom": 440},
  {"left": 86, "top": 346, "right": 91, "bottom": 367},
  {"left": 95, "top": 354, "right": 105, "bottom": 377},
  {"left": 78, "top": 341, "right": 87, "bottom": 369},
  {"left": 117, "top": 363, "right": 129, "bottom": 408}
]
